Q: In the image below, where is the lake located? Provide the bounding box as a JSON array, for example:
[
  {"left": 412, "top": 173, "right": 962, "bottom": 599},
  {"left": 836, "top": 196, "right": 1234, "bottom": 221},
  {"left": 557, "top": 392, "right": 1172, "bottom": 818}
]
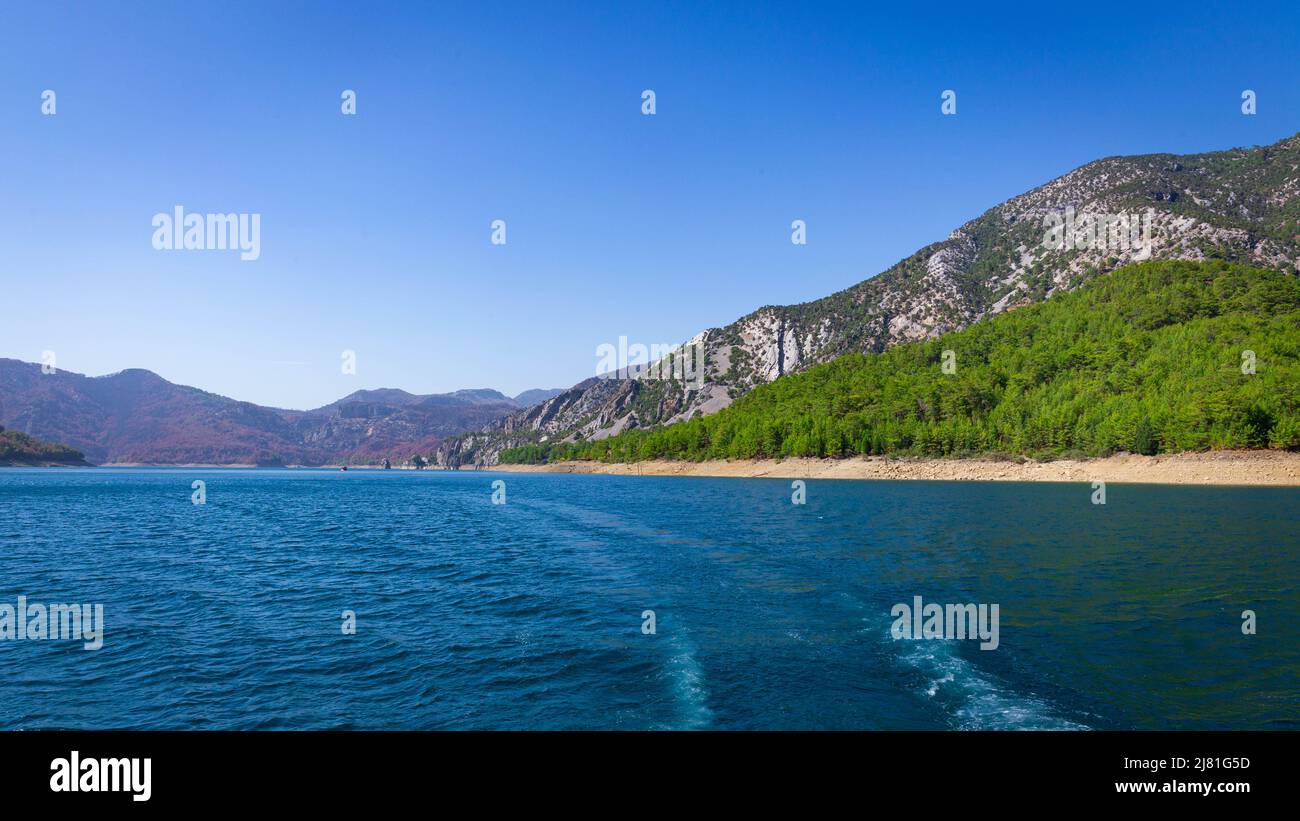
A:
[{"left": 0, "top": 468, "right": 1295, "bottom": 729}]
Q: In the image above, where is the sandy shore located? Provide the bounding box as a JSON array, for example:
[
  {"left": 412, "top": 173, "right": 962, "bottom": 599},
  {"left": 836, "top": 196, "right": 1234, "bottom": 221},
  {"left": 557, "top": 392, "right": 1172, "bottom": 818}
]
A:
[{"left": 486, "top": 450, "right": 1300, "bottom": 485}]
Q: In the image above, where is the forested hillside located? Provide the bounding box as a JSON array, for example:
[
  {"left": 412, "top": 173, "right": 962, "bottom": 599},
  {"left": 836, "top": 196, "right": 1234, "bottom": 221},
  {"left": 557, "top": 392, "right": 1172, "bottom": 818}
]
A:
[
  {"left": 502, "top": 260, "right": 1300, "bottom": 463},
  {"left": 0, "top": 426, "right": 88, "bottom": 466}
]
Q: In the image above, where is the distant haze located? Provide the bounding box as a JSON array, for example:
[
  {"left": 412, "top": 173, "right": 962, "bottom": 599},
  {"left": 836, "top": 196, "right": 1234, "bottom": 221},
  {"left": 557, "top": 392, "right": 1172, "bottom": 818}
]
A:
[{"left": 0, "top": 358, "right": 562, "bottom": 465}]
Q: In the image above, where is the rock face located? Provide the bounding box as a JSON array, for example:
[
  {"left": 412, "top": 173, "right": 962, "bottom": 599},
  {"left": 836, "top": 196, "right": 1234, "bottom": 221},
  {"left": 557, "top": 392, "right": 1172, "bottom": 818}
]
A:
[{"left": 438, "top": 133, "right": 1300, "bottom": 467}]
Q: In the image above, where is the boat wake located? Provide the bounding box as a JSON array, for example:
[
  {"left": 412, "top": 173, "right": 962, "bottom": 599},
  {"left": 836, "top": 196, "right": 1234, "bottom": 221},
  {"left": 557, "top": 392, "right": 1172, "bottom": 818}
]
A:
[
  {"left": 651, "top": 628, "right": 713, "bottom": 730},
  {"left": 891, "top": 632, "right": 1088, "bottom": 731}
]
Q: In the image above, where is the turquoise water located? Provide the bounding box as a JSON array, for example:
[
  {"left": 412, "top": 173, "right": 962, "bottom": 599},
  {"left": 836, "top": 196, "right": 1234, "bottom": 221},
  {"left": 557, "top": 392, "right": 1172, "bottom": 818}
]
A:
[{"left": 0, "top": 468, "right": 1295, "bottom": 729}]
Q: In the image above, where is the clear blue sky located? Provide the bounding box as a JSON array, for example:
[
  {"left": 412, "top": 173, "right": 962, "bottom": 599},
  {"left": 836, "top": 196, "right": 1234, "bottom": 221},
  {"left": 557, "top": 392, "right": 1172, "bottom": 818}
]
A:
[{"left": 2, "top": 0, "right": 1297, "bottom": 409}]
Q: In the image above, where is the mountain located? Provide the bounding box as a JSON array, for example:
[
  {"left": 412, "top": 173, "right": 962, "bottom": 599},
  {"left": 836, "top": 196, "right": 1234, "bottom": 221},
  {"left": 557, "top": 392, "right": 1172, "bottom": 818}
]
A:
[
  {"left": 506, "top": 260, "right": 1300, "bottom": 463},
  {"left": 317, "top": 387, "right": 561, "bottom": 412},
  {"left": 512, "top": 388, "right": 566, "bottom": 407},
  {"left": 0, "top": 362, "right": 552, "bottom": 465},
  {"left": 447, "top": 389, "right": 514, "bottom": 405},
  {"left": 436, "top": 132, "right": 1300, "bottom": 467},
  {"left": 316, "top": 388, "right": 427, "bottom": 409},
  {"left": 0, "top": 425, "right": 88, "bottom": 466}
]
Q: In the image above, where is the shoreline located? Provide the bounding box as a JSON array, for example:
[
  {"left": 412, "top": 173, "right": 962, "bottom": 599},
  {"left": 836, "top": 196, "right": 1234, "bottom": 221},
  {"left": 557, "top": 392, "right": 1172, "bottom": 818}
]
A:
[
  {"left": 15, "top": 450, "right": 1300, "bottom": 485},
  {"left": 485, "top": 450, "right": 1300, "bottom": 486},
  {"left": 82, "top": 463, "right": 353, "bottom": 469}
]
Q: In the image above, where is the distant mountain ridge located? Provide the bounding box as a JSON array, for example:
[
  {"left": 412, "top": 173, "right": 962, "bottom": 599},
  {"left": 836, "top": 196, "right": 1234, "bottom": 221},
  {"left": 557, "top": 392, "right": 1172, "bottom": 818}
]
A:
[
  {"left": 318, "top": 387, "right": 564, "bottom": 410},
  {"left": 436, "top": 131, "right": 1300, "bottom": 467},
  {"left": 0, "top": 360, "right": 560, "bottom": 465},
  {"left": 511, "top": 388, "right": 567, "bottom": 407}
]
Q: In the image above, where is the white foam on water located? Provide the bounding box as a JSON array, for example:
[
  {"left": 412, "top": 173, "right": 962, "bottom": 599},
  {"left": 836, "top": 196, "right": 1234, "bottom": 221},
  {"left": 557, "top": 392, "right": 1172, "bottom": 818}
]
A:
[
  {"left": 891, "top": 630, "right": 1088, "bottom": 731},
  {"left": 660, "top": 630, "right": 714, "bottom": 730}
]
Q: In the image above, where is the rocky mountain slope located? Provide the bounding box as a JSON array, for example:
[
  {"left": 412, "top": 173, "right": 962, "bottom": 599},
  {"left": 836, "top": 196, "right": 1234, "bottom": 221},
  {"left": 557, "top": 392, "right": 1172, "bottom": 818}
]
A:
[
  {"left": 436, "top": 132, "right": 1300, "bottom": 467},
  {"left": 525, "top": 260, "right": 1300, "bottom": 462},
  {"left": 0, "top": 360, "right": 558, "bottom": 465}
]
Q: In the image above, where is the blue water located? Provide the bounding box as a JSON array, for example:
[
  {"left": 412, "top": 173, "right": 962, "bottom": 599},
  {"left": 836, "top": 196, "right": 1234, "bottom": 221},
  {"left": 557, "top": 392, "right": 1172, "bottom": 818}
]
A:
[{"left": 0, "top": 468, "right": 1296, "bottom": 730}]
